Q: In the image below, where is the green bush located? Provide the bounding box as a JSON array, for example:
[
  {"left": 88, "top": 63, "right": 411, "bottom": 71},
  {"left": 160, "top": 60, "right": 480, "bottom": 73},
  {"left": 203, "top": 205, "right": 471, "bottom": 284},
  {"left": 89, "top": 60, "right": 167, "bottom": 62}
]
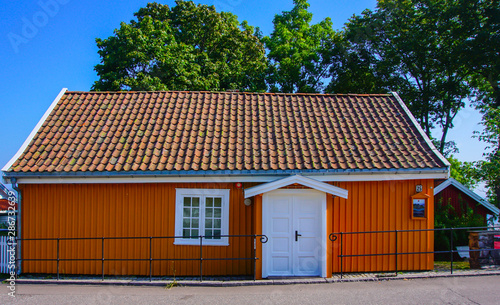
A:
[{"left": 434, "top": 196, "right": 485, "bottom": 260}]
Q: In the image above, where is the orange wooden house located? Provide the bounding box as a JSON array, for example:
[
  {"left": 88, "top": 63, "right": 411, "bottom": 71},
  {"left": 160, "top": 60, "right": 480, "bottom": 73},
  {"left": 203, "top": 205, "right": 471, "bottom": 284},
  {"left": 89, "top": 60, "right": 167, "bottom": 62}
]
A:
[{"left": 2, "top": 89, "right": 449, "bottom": 278}]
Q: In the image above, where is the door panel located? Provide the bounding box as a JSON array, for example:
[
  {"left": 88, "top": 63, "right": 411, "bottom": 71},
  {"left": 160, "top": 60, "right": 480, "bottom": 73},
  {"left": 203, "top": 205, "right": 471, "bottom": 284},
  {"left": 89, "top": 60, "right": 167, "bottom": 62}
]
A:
[
  {"left": 268, "top": 196, "right": 293, "bottom": 275},
  {"left": 264, "top": 190, "right": 324, "bottom": 277},
  {"left": 293, "top": 196, "right": 322, "bottom": 276}
]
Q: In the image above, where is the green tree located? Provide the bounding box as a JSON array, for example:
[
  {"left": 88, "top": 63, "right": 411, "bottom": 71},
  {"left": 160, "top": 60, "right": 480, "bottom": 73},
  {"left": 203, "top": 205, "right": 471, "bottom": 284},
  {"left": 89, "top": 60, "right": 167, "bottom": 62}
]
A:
[
  {"left": 92, "top": 1, "right": 268, "bottom": 92},
  {"left": 434, "top": 197, "right": 485, "bottom": 260},
  {"left": 447, "top": 156, "right": 480, "bottom": 190},
  {"left": 328, "top": 0, "right": 473, "bottom": 154},
  {"left": 451, "top": 0, "right": 500, "bottom": 109},
  {"left": 474, "top": 107, "right": 500, "bottom": 207},
  {"left": 263, "top": 0, "right": 341, "bottom": 93}
]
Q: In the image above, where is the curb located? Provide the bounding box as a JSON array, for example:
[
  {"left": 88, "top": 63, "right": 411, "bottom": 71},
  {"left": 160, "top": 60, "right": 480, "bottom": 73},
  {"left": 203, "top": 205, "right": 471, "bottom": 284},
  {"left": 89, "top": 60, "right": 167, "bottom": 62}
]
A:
[{"left": 12, "top": 271, "right": 500, "bottom": 287}]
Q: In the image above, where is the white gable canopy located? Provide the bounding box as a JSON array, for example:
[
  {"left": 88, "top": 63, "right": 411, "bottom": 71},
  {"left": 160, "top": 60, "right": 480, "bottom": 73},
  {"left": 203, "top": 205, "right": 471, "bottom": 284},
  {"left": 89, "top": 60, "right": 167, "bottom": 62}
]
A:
[{"left": 244, "top": 175, "right": 348, "bottom": 199}]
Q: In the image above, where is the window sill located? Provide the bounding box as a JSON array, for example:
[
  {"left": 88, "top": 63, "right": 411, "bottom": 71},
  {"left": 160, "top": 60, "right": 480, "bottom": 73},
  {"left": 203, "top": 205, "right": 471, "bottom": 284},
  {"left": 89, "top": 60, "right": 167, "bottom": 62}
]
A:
[{"left": 173, "top": 239, "right": 229, "bottom": 246}]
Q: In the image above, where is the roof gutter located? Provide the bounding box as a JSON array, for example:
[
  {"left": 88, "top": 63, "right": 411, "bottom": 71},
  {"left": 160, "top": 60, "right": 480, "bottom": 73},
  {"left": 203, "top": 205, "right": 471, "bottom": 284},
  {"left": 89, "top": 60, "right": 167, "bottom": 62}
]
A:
[{"left": 3, "top": 167, "right": 449, "bottom": 180}]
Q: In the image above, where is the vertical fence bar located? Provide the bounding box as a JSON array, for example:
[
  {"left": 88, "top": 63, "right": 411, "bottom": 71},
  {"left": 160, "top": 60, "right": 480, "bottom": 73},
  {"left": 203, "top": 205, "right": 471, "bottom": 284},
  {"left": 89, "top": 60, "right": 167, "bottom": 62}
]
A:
[
  {"left": 253, "top": 236, "right": 256, "bottom": 281},
  {"left": 340, "top": 232, "right": 344, "bottom": 279},
  {"left": 149, "top": 237, "right": 153, "bottom": 282},
  {"left": 395, "top": 230, "right": 398, "bottom": 276},
  {"left": 450, "top": 228, "right": 454, "bottom": 274},
  {"left": 101, "top": 237, "right": 104, "bottom": 281},
  {"left": 199, "top": 235, "right": 203, "bottom": 282},
  {"left": 57, "top": 238, "right": 60, "bottom": 280}
]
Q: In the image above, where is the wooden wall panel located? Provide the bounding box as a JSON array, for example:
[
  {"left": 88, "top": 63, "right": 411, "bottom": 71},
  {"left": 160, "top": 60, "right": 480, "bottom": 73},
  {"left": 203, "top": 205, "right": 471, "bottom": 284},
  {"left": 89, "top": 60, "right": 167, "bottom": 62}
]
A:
[
  {"left": 435, "top": 185, "right": 489, "bottom": 223},
  {"left": 20, "top": 182, "right": 253, "bottom": 277},
  {"left": 330, "top": 179, "right": 435, "bottom": 274},
  {"left": 20, "top": 178, "right": 435, "bottom": 277}
]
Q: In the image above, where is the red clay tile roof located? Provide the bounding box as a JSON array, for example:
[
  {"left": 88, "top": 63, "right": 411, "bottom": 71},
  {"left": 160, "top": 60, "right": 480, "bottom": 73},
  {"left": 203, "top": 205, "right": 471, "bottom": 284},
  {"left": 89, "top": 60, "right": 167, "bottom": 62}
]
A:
[{"left": 6, "top": 91, "right": 447, "bottom": 174}]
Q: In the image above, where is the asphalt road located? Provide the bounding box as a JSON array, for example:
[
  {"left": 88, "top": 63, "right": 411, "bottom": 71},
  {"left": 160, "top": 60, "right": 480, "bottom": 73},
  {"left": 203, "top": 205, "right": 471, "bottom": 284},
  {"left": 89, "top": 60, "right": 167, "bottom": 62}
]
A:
[{"left": 2, "top": 276, "right": 500, "bottom": 304}]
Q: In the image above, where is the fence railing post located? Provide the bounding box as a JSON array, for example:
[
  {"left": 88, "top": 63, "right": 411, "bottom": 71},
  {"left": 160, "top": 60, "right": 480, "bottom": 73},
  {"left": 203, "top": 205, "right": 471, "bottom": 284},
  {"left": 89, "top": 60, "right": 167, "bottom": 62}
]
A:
[
  {"left": 395, "top": 230, "right": 398, "bottom": 276},
  {"left": 253, "top": 235, "right": 256, "bottom": 281},
  {"left": 340, "top": 232, "right": 344, "bottom": 279},
  {"left": 57, "top": 238, "right": 60, "bottom": 280},
  {"left": 149, "top": 237, "right": 153, "bottom": 282},
  {"left": 101, "top": 237, "right": 104, "bottom": 281},
  {"left": 450, "top": 228, "right": 454, "bottom": 274},
  {"left": 199, "top": 235, "right": 203, "bottom": 282}
]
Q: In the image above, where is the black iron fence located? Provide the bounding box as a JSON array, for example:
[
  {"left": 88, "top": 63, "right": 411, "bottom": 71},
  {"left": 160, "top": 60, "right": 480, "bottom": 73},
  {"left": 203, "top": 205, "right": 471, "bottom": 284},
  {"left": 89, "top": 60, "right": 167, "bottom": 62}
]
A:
[
  {"left": 329, "top": 226, "right": 500, "bottom": 279},
  {"left": 16, "top": 234, "right": 268, "bottom": 282}
]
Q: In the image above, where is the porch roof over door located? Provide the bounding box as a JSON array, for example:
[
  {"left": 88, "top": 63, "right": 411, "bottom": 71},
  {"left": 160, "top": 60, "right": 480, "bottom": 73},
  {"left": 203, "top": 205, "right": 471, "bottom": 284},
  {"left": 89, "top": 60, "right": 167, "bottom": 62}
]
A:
[{"left": 244, "top": 175, "right": 348, "bottom": 199}]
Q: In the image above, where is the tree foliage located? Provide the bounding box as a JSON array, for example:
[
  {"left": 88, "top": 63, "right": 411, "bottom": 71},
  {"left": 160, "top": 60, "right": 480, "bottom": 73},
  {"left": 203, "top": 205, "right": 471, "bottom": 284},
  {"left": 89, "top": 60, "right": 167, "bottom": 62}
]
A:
[
  {"left": 263, "top": 0, "right": 341, "bottom": 93},
  {"left": 328, "top": 0, "right": 472, "bottom": 154},
  {"left": 93, "top": 1, "right": 268, "bottom": 92},
  {"left": 434, "top": 198, "right": 485, "bottom": 259},
  {"left": 451, "top": 0, "right": 500, "bottom": 109},
  {"left": 474, "top": 107, "right": 500, "bottom": 207},
  {"left": 447, "top": 156, "right": 480, "bottom": 190}
]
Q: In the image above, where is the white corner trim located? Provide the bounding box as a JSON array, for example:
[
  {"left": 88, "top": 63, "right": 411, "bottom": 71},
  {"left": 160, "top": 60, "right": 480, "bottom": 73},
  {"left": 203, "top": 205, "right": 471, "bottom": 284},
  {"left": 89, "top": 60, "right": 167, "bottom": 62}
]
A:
[
  {"left": 244, "top": 175, "right": 348, "bottom": 199},
  {"left": 2, "top": 88, "right": 68, "bottom": 172},
  {"left": 391, "top": 92, "right": 451, "bottom": 171},
  {"left": 435, "top": 178, "right": 500, "bottom": 215}
]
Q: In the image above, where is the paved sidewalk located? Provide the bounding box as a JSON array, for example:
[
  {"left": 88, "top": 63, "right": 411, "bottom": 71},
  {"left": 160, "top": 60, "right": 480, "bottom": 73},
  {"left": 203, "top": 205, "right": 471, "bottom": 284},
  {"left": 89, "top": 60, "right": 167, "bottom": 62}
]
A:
[{"left": 12, "top": 266, "right": 500, "bottom": 287}]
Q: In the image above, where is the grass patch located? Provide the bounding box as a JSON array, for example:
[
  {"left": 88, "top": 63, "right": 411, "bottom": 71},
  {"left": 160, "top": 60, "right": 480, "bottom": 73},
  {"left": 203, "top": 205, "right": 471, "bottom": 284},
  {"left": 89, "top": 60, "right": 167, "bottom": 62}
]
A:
[{"left": 434, "top": 261, "right": 470, "bottom": 271}]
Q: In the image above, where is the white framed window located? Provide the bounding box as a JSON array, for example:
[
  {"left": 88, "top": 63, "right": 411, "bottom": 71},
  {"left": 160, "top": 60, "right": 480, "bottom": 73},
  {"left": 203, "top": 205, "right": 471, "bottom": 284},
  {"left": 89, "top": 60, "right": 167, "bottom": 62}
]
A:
[{"left": 174, "top": 188, "right": 230, "bottom": 246}]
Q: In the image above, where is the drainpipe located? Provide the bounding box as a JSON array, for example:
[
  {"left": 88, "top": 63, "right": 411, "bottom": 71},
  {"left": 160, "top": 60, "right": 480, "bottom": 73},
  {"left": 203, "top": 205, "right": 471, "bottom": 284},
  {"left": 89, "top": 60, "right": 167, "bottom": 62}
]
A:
[{"left": 11, "top": 177, "right": 21, "bottom": 274}]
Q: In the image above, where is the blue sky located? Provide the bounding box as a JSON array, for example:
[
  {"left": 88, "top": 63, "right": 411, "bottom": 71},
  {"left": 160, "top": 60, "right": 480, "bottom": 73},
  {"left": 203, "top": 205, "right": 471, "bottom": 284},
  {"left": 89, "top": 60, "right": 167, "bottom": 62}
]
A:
[{"left": 0, "top": 0, "right": 488, "bottom": 193}]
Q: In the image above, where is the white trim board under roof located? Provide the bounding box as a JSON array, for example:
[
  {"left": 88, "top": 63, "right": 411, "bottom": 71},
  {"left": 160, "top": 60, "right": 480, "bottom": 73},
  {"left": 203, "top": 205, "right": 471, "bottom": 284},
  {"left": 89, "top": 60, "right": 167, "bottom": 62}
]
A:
[
  {"left": 434, "top": 178, "right": 499, "bottom": 215},
  {"left": 244, "top": 175, "right": 349, "bottom": 199},
  {"left": 3, "top": 169, "right": 449, "bottom": 185}
]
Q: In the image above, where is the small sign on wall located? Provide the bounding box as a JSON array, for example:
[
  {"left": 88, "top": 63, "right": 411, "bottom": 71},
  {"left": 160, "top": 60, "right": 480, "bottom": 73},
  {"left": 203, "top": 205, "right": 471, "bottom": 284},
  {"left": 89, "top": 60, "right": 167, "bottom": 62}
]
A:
[
  {"left": 410, "top": 192, "right": 430, "bottom": 219},
  {"left": 412, "top": 199, "right": 426, "bottom": 218}
]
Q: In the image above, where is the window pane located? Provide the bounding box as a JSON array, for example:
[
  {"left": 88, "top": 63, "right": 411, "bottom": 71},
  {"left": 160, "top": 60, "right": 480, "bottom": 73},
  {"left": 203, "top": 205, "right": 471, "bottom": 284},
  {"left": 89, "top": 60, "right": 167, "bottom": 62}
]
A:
[
  {"left": 183, "top": 197, "right": 191, "bottom": 207},
  {"left": 192, "top": 208, "right": 199, "bottom": 217},
  {"left": 192, "top": 197, "right": 200, "bottom": 207},
  {"left": 183, "top": 208, "right": 190, "bottom": 217},
  {"left": 192, "top": 229, "right": 199, "bottom": 239},
  {"left": 206, "top": 197, "right": 213, "bottom": 207},
  {"left": 214, "top": 219, "right": 221, "bottom": 229},
  {"left": 214, "top": 197, "right": 222, "bottom": 207},
  {"left": 206, "top": 208, "right": 213, "bottom": 217},
  {"left": 192, "top": 218, "right": 199, "bottom": 228},
  {"left": 183, "top": 229, "right": 190, "bottom": 238},
  {"left": 183, "top": 219, "right": 190, "bottom": 228},
  {"left": 214, "top": 208, "right": 221, "bottom": 218},
  {"left": 206, "top": 219, "right": 213, "bottom": 228},
  {"left": 205, "top": 229, "right": 212, "bottom": 239},
  {"left": 214, "top": 230, "right": 221, "bottom": 239}
]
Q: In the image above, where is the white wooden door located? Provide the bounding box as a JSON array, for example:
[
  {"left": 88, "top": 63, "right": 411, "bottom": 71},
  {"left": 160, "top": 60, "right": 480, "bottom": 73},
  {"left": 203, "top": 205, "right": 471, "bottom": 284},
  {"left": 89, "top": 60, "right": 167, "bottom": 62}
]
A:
[{"left": 263, "top": 190, "right": 324, "bottom": 277}]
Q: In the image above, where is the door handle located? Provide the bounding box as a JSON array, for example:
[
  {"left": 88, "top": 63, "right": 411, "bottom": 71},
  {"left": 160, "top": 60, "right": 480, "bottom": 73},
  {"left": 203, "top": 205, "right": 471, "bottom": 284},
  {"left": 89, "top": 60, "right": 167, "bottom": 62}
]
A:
[{"left": 295, "top": 230, "right": 302, "bottom": 241}]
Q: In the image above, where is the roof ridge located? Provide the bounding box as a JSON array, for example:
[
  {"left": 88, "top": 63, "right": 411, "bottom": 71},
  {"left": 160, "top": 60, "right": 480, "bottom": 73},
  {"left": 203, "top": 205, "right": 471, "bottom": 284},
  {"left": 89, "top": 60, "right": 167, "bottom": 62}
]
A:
[{"left": 66, "top": 90, "right": 392, "bottom": 97}]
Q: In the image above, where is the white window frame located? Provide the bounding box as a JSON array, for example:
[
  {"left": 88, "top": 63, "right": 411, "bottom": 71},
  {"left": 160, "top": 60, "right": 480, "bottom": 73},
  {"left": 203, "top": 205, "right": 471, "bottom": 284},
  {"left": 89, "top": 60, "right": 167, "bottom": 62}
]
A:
[{"left": 174, "top": 188, "right": 230, "bottom": 246}]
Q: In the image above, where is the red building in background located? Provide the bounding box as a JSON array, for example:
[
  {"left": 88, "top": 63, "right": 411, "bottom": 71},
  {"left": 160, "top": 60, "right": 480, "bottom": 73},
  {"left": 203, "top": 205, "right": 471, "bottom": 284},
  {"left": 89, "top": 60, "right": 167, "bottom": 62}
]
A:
[{"left": 434, "top": 178, "right": 499, "bottom": 225}]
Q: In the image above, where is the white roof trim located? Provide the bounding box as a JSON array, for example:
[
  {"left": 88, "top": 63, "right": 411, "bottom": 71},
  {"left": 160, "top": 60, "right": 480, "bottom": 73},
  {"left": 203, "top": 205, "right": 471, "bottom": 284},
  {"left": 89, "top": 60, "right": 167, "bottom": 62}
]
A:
[
  {"left": 391, "top": 92, "right": 451, "bottom": 171},
  {"left": 434, "top": 178, "right": 499, "bottom": 215},
  {"left": 244, "top": 175, "right": 348, "bottom": 199},
  {"left": 2, "top": 88, "right": 68, "bottom": 172},
  {"left": 6, "top": 170, "right": 449, "bottom": 185}
]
